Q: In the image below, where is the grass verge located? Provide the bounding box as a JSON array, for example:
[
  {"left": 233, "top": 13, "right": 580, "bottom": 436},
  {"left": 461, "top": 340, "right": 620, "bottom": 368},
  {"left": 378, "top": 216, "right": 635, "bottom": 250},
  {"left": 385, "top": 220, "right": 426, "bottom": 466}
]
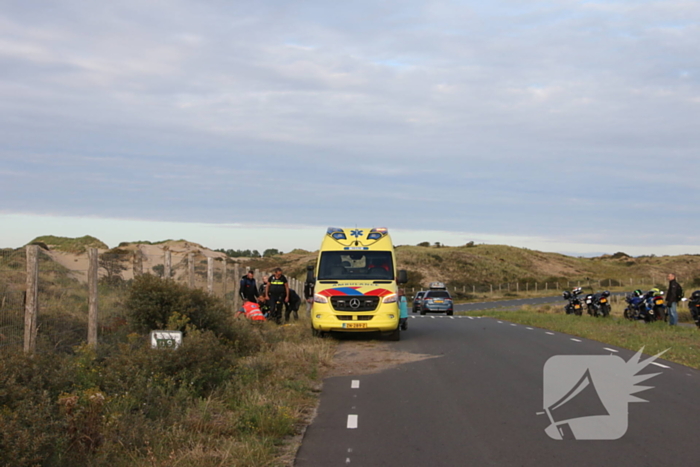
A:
[{"left": 465, "top": 303, "right": 700, "bottom": 369}]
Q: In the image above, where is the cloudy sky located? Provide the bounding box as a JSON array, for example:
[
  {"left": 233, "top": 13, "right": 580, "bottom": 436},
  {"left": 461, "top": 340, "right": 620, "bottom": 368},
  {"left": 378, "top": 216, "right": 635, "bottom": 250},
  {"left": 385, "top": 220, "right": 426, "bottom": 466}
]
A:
[{"left": 1, "top": 0, "right": 699, "bottom": 255}]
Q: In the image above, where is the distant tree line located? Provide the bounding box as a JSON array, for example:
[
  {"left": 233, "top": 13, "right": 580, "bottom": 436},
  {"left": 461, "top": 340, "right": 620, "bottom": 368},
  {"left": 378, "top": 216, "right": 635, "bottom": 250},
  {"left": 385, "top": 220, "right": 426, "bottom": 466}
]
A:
[{"left": 215, "top": 248, "right": 283, "bottom": 258}]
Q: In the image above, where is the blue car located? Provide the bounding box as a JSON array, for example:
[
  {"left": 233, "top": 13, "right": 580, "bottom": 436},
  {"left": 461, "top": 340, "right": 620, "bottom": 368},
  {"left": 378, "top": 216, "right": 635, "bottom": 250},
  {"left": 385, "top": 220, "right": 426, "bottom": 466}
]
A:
[{"left": 420, "top": 289, "right": 453, "bottom": 315}]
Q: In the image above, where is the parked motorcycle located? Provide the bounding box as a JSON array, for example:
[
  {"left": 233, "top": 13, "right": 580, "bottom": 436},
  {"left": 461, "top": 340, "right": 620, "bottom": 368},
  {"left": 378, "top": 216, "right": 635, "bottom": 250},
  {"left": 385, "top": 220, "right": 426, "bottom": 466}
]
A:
[
  {"left": 584, "top": 291, "right": 611, "bottom": 317},
  {"left": 624, "top": 289, "right": 651, "bottom": 322},
  {"left": 645, "top": 288, "right": 667, "bottom": 322},
  {"left": 563, "top": 287, "right": 584, "bottom": 316},
  {"left": 687, "top": 290, "right": 700, "bottom": 328}
]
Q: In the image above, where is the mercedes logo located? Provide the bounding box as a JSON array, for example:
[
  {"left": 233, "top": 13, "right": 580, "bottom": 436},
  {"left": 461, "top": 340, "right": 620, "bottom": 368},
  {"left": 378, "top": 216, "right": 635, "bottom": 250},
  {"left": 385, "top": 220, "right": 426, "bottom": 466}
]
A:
[{"left": 349, "top": 298, "right": 361, "bottom": 309}]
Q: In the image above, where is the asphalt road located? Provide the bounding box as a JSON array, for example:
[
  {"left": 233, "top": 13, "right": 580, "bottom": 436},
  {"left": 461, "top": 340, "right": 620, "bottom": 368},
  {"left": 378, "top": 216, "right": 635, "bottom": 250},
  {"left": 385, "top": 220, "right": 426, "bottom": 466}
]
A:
[{"left": 295, "top": 315, "right": 700, "bottom": 466}]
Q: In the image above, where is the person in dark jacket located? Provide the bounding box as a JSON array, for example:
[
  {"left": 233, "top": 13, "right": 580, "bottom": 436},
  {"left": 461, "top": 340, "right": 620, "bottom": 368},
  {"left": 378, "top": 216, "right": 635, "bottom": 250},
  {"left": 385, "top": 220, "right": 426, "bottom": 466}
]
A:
[
  {"left": 284, "top": 289, "right": 302, "bottom": 323},
  {"left": 304, "top": 279, "right": 314, "bottom": 314},
  {"left": 239, "top": 271, "right": 258, "bottom": 303},
  {"left": 666, "top": 273, "right": 683, "bottom": 326},
  {"left": 265, "top": 268, "right": 289, "bottom": 324}
]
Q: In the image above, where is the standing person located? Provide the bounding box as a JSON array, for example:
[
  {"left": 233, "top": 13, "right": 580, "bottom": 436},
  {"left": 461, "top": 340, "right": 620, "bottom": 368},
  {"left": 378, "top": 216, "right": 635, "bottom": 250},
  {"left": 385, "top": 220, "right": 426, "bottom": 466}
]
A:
[
  {"left": 258, "top": 276, "right": 269, "bottom": 315},
  {"left": 666, "top": 273, "right": 683, "bottom": 326},
  {"left": 284, "top": 289, "right": 302, "bottom": 323},
  {"left": 239, "top": 270, "right": 258, "bottom": 303},
  {"left": 265, "top": 268, "right": 289, "bottom": 324},
  {"left": 258, "top": 276, "right": 268, "bottom": 298},
  {"left": 304, "top": 278, "right": 315, "bottom": 315},
  {"left": 398, "top": 288, "right": 408, "bottom": 331}
]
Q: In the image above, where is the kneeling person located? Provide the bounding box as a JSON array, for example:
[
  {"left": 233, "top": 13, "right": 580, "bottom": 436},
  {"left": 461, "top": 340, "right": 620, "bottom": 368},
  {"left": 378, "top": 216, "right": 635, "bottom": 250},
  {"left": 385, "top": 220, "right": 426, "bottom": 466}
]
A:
[
  {"left": 235, "top": 300, "right": 266, "bottom": 321},
  {"left": 285, "top": 289, "right": 302, "bottom": 323}
]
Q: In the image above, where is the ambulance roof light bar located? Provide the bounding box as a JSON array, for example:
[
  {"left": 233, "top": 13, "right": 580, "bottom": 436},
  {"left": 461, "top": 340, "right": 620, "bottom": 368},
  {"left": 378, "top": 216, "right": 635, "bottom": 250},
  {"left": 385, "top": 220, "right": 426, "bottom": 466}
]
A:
[
  {"left": 368, "top": 227, "right": 388, "bottom": 240},
  {"left": 327, "top": 227, "right": 347, "bottom": 240}
]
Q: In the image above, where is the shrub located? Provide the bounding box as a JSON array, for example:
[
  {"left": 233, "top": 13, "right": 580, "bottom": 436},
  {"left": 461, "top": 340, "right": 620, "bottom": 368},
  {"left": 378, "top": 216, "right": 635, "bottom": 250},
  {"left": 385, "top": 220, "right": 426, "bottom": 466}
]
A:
[{"left": 125, "top": 275, "right": 228, "bottom": 334}]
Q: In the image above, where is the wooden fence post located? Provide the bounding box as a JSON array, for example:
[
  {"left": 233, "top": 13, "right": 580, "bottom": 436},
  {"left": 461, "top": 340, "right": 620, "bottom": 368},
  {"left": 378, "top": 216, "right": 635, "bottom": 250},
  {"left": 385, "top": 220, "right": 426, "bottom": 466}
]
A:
[
  {"left": 188, "top": 253, "right": 195, "bottom": 288},
  {"left": 133, "top": 251, "right": 143, "bottom": 277},
  {"left": 24, "top": 245, "right": 39, "bottom": 353},
  {"left": 88, "top": 248, "right": 98, "bottom": 348},
  {"left": 222, "top": 259, "right": 227, "bottom": 298},
  {"left": 490, "top": 284, "right": 493, "bottom": 294},
  {"left": 207, "top": 257, "right": 214, "bottom": 294},
  {"left": 232, "top": 263, "right": 240, "bottom": 310},
  {"left": 164, "top": 249, "right": 171, "bottom": 279}
]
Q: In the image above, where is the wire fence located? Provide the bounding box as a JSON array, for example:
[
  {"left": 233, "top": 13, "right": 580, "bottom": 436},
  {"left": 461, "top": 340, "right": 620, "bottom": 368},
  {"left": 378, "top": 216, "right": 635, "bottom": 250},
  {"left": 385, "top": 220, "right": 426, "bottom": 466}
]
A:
[
  {"left": 0, "top": 249, "right": 25, "bottom": 349},
  {"left": 405, "top": 277, "right": 661, "bottom": 298},
  {"left": 1, "top": 246, "right": 307, "bottom": 353}
]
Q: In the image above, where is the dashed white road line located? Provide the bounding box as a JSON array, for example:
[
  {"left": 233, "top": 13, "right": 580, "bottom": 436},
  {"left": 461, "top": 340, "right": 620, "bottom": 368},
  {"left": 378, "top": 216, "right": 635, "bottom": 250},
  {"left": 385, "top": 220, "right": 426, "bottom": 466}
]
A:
[
  {"left": 468, "top": 316, "right": 474, "bottom": 320},
  {"left": 497, "top": 321, "right": 503, "bottom": 324},
  {"left": 351, "top": 380, "right": 360, "bottom": 389},
  {"left": 545, "top": 332, "right": 554, "bottom": 335},
  {"left": 571, "top": 338, "right": 582, "bottom": 342},
  {"left": 603, "top": 348, "right": 619, "bottom": 353},
  {"left": 347, "top": 415, "right": 358, "bottom": 429},
  {"left": 651, "top": 362, "right": 670, "bottom": 369},
  {"left": 510, "top": 323, "right": 517, "bottom": 327},
  {"left": 526, "top": 327, "right": 533, "bottom": 330}
]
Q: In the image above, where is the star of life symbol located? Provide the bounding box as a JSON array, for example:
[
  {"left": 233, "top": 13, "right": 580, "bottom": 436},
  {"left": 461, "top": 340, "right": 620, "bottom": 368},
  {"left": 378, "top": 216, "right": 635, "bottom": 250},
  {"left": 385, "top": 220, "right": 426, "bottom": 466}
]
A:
[
  {"left": 539, "top": 348, "right": 667, "bottom": 440},
  {"left": 350, "top": 229, "right": 364, "bottom": 238}
]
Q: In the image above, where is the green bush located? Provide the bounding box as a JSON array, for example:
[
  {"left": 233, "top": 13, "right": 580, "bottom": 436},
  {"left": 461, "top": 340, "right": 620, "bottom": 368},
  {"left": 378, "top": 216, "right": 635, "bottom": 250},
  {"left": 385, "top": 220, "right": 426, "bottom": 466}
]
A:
[{"left": 125, "top": 275, "right": 228, "bottom": 334}]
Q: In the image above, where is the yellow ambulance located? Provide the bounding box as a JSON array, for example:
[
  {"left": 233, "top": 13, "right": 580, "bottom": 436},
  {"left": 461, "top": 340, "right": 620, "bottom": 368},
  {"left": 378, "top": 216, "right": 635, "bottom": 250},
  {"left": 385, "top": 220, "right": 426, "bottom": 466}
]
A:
[{"left": 308, "top": 227, "right": 408, "bottom": 340}]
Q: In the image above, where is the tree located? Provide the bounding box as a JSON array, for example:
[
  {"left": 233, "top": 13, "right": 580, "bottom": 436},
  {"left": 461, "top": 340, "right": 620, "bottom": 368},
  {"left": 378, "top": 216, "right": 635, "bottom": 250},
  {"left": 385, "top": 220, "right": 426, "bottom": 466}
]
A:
[
  {"left": 417, "top": 241, "right": 430, "bottom": 247},
  {"left": 263, "top": 248, "right": 282, "bottom": 257}
]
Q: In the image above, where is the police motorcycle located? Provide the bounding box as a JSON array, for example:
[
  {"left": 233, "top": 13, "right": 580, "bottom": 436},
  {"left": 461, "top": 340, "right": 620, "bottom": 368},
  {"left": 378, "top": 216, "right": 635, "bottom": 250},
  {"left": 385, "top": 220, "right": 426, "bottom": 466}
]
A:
[
  {"left": 563, "top": 287, "right": 584, "bottom": 316},
  {"left": 645, "top": 288, "right": 667, "bottom": 322},
  {"left": 586, "top": 291, "right": 611, "bottom": 317},
  {"left": 687, "top": 290, "right": 700, "bottom": 328},
  {"left": 624, "top": 289, "right": 651, "bottom": 322}
]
